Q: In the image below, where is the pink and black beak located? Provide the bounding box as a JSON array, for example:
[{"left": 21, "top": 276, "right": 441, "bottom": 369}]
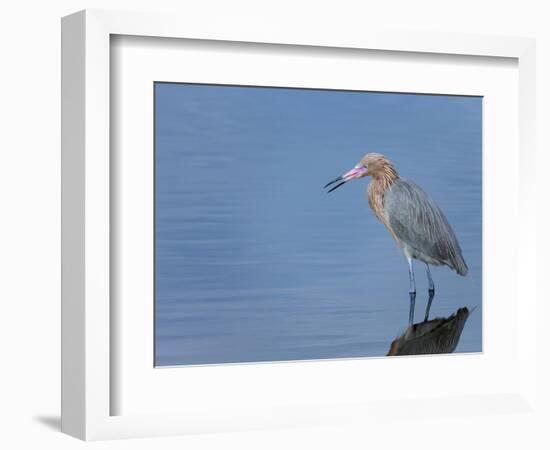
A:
[{"left": 324, "top": 166, "right": 367, "bottom": 193}]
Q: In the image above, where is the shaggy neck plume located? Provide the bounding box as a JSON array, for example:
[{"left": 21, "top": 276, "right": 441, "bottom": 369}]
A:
[
  {"left": 367, "top": 158, "right": 399, "bottom": 227},
  {"left": 371, "top": 163, "right": 399, "bottom": 190}
]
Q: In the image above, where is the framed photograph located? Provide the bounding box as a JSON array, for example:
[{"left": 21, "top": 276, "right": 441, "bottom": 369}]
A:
[{"left": 61, "top": 9, "right": 537, "bottom": 440}]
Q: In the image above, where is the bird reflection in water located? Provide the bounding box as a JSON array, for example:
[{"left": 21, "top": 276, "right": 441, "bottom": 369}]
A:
[{"left": 387, "top": 307, "right": 472, "bottom": 356}]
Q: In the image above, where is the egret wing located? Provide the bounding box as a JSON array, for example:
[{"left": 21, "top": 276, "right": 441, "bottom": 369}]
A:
[{"left": 384, "top": 179, "right": 468, "bottom": 275}]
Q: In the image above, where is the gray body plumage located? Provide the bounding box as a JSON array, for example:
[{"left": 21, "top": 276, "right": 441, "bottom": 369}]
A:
[{"left": 383, "top": 179, "right": 468, "bottom": 276}]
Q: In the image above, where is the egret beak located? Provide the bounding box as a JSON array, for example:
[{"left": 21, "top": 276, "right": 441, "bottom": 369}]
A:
[{"left": 324, "top": 166, "right": 367, "bottom": 193}]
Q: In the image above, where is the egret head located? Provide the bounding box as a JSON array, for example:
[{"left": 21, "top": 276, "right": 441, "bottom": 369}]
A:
[{"left": 324, "top": 153, "right": 396, "bottom": 193}]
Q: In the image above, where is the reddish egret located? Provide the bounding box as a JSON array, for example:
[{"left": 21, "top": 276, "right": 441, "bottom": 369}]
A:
[{"left": 324, "top": 153, "right": 468, "bottom": 325}]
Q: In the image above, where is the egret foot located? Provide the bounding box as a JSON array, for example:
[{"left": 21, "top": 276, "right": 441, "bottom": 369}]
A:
[{"left": 424, "top": 288, "right": 435, "bottom": 322}]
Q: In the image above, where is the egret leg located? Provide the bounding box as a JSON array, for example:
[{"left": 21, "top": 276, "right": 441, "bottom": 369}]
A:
[
  {"left": 407, "top": 258, "right": 416, "bottom": 325},
  {"left": 424, "top": 264, "right": 435, "bottom": 322}
]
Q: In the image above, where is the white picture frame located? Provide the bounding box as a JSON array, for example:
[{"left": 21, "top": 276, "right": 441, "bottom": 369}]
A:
[{"left": 61, "top": 9, "right": 537, "bottom": 441}]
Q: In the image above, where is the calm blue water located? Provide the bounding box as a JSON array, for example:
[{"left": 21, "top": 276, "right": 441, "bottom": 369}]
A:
[{"left": 154, "top": 83, "right": 482, "bottom": 366}]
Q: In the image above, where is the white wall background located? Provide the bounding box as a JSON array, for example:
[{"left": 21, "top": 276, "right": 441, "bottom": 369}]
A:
[{"left": 0, "top": 1, "right": 547, "bottom": 448}]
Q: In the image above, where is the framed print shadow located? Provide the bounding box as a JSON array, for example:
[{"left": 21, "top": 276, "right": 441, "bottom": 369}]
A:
[{"left": 153, "top": 83, "right": 482, "bottom": 366}]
